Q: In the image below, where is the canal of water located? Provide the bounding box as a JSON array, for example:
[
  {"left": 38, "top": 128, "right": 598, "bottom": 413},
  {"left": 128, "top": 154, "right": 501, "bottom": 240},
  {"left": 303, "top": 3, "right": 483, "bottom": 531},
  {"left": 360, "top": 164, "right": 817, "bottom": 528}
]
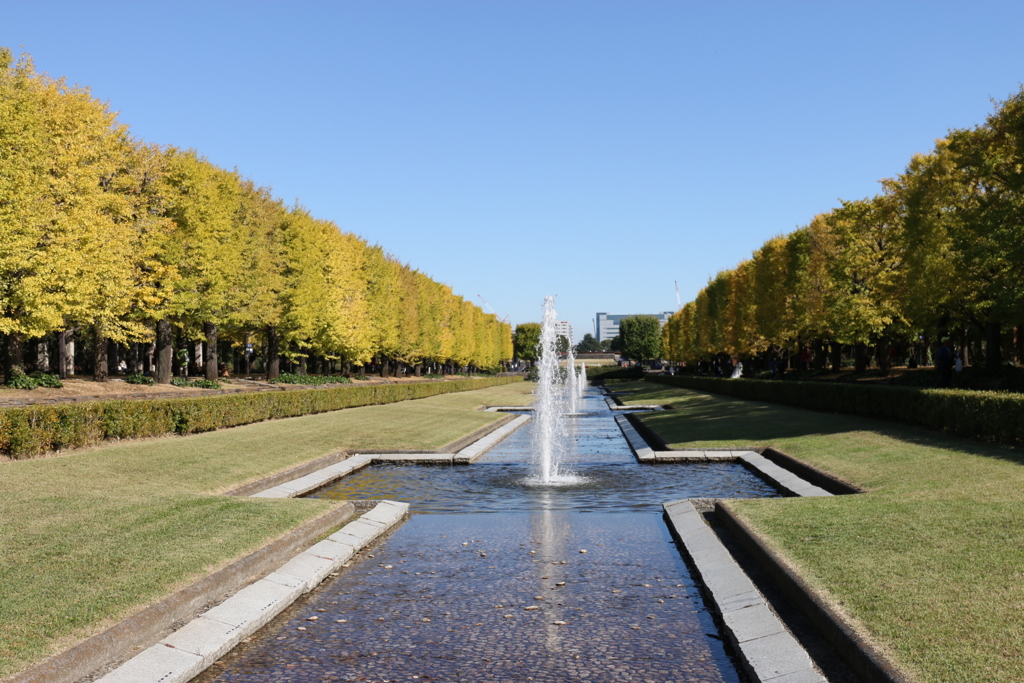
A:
[{"left": 197, "top": 389, "right": 781, "bottom": 683}]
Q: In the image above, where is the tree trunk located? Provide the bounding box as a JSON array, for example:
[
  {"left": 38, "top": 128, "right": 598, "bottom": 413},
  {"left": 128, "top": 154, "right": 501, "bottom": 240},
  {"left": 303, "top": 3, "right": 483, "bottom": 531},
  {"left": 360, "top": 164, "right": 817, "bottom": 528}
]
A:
[
  {"left": 57, "top": 330, "right": 68, "bottom": 379},
  {"left": 266, "top": 326, "right": 280, "bottom": 380},
  {"left": 829, "top": 342, "right": 841, "bottom": 372},
  {"left": 66, "top": 337, "right": 75, "bottom": 377},
  {"left": 812, "top": 339, "right": 825, "bottom": 371},
  {"left": 853, "top": 343, "right": 868, "bottom": 373},
  {"left": 985, "top": 321, "right": 1002, "bottom": 371},
  {"left": 204, "top": 322, "right": 218, "bottom": 380},
  {"left": 959, "top": 327, "right": 970, "bottom": 367},
  {"left": 414, "top": 363, "right": 422, "bottom": 377},
  {"left": 380, "top": 358, "right": 390, "bottom": 378},
  {"left": 299, "top": 355, "right": 308, "bottom": 376},
  {"left": 94, "top": 324, "right": 108, "bottom": 382},
  {"left": 190, "top": 341, "right": 202, "bottom": 377},
  {"left": 877, "top": 341, "right": 892, "bottom": 375},
  {"left": 156, "top": 320, "right": 173, "bottom": 384},
  {"left": 3, "top": 333, "right": 24, "bottom": 383},
  {"left": 110, "top": 339, "right": 122, "bottom": 375},
  {"left": 36, "top": 338, "right": 51, "bottom": 373}
]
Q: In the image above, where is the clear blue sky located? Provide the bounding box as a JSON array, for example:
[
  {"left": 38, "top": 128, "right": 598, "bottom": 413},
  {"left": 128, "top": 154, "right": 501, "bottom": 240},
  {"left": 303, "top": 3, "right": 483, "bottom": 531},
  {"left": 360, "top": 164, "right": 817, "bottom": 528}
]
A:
[{"left": 5, "top": 2, "right": 1024, "bottom": 342}]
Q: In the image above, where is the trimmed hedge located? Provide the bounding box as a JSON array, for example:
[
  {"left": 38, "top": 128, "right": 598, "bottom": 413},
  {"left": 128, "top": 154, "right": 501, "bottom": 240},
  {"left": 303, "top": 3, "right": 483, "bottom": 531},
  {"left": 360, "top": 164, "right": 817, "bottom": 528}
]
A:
[
  {"left": 649, "top": 375, "right": 1024, "bottom": 447},
  {"left": 585, "top": 365, "right": 643, "bottom": 382},
  {"left": 0, "top": 376, "right": 523, "bottom": 459}
]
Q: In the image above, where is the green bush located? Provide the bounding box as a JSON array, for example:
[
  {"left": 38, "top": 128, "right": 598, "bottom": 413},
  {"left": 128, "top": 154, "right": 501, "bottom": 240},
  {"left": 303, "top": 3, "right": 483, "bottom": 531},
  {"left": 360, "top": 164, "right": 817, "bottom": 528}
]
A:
[
  {"left": 29, "top": 371, "right": 63, "bottom": 388},
  {"left": 270, "top": 373, "right": 349, "bottom": 386},
  {"left": 648, "top": 375, "right": 1024, "bottom": 447},
  {"left": 0, "top": 375, "right": 523, "bottom": 458},
  {"left": 585, "top": 365, "right": 643, "bottom": 382},
  {"left": 168, "top": 376, "right": 222, "bottom": 389},
  {"left": 6, "top": 369, "right": 38, "bottom": 390},
  {"left": 125, "top": 374, "right": 154, "bottom": 386}
]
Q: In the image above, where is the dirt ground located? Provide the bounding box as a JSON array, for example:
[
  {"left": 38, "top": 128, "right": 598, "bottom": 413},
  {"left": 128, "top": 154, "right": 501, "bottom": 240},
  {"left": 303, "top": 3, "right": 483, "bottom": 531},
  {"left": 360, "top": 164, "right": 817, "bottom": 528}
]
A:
[{"left": 0, "top": 373, "right": 502, "bottom": 406}]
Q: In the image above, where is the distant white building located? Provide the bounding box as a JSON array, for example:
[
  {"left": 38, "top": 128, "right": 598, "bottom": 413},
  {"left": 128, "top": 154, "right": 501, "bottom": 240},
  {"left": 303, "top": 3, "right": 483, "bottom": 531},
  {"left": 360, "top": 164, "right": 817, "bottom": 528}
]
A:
[
  {"left": 553, "top": 321, "right": 573, "bottom": 342},
  {"left": 595, "top": 312, "right": 673, "bottom": 343}
]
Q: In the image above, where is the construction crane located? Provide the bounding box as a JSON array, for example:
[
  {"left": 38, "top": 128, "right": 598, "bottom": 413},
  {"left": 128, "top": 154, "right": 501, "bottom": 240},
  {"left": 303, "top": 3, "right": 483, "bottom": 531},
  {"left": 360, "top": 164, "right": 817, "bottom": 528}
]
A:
[
  {"left": 477, "top": 295, "right": 510, "bottom": 324},
  {"left": 675, "top": 281, "right": 682, "bottom": 312}
]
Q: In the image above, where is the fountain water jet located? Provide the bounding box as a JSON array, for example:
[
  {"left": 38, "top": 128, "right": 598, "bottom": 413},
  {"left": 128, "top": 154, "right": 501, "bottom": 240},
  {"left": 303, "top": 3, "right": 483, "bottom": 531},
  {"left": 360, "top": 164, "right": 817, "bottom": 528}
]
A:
[
  {"left": 565, "top": 343, "right": 579, "bottom": 415},
  {"left": 528, "top": 296, "right": 581, "bottom": 486}
]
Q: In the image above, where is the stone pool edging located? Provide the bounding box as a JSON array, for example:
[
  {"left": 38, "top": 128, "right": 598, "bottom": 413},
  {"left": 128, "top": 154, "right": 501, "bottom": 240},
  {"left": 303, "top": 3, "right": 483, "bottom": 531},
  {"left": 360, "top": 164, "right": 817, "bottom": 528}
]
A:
[
  {"left": 715, "top": 503, "right": 913, "bottom": 683},
  {"left": 226, "top": 412, "right": 522, "bottom": 497},
  {"left": 604, "top": 394, "right": 666, "bottom": 411},
  {"left": 84, "top": 410, "right": 534, "bottom": 682},
  {"left": 613, "top": 413, "right": 829, "bottom": 497},
  {"left": 664, "top": 499, "right": 828, "bottom": 683},
  {"left": 4, "top": 503, "right": 357, "bottom": 683},
  {"left": 224, "top": 449, "right": 353, "bottom": 497},
  {"left": 628, "top": 403, "right": 908, "bottom": 682},
  {"left": 247, "top": 415, "right": 532, "bottom": 497},
  {"left": 94, "top": 501, "right": 409, "bottom": 683},
  {"left": 619, "top": 411, "right": 862, "bottom": 495}
]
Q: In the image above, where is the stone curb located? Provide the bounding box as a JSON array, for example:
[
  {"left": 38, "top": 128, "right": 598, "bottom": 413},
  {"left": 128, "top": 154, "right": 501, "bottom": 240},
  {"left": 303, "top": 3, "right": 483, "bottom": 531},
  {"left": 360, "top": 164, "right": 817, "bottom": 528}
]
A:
[
  {"left": 246, "top": 415, "right": 532, "bottom": 496},
  {"left": 224, "top": 450, "right": 352, "bottom": 497},
  {"left": 94, "top": 501, "right": 410, "bottom": 683},
  {"left": 453, "top": 414, "right": 530, "bottom": 464},
  {"left": 4, "top": 503, "right": 356, "bottom": 683},
  {"left": 437, "top": 412, "right": 517, "bottom": 453},
  {"left": 625, "top": 412, "right": 862, "bottom": 496},
  {"left": 663, "top": 499, "right": 827, "bottom": 683},
  {"left": 248, "top": 455, "right": 374, "bottom": 498},
  {"left": 759, "top": 447, "right": 863, "bottom": 495},
  {"left": 366, "top": 414, "right": 531, "bottom": 465},
  {"left": 603, "top": 395, "right": 664, "bottom": 411},
  {"left": 613, "top": 414, "right": 655, "bottom": 462},
  {"left": 715, "top": 503, "right": 913, "bottom": 683}
]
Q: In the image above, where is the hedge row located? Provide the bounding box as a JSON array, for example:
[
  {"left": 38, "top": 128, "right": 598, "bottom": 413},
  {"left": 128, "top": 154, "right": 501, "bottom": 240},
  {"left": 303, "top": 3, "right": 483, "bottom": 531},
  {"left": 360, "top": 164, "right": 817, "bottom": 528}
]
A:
[
  {"left": 649, "top": 375, "right": 1024, "bottom": 447},
  {"left": 0, "top": 376, "right": 523, "bottom": 459},
  {"left": 584, "top": 365, "right": 643, "bottom": 382}
]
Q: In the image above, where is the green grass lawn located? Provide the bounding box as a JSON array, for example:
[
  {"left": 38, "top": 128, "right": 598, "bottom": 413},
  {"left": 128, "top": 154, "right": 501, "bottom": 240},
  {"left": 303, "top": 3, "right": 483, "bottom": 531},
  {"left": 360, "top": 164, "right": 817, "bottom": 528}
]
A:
[
  {"left": 616, "top": 380, "right": 1024, "bottom": 683},
  {"left": 0, "top": 381, "right": 535, "bottom": 678}
]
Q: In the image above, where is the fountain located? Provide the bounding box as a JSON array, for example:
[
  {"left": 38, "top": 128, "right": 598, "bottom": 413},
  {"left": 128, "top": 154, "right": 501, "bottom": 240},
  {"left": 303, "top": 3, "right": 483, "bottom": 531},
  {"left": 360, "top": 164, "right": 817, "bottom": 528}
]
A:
[
  {"left": 529, "top": 296, "right": 578, "bottom": 485},
  {"left": 578, "top": 361, "right": 587, "bottom": 398},
  {"left": 565, "top": 341, "right": 579, "bottom": 416}
]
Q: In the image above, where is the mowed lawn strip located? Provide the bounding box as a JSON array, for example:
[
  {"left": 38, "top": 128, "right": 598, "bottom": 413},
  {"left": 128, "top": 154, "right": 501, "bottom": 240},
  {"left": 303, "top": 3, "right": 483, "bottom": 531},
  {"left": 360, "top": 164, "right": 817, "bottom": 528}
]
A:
[
  {"left": 0, "top": 381, "right": 535, "bottom": 678},
  {"left": 617, "top": 380, "right": 1024, "bottom": 683}
]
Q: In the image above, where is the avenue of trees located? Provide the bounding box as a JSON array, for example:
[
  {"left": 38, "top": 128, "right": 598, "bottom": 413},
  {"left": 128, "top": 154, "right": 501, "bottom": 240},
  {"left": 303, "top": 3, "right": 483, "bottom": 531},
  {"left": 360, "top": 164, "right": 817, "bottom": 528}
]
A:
[
  {"left": 0, "top": 48, "right": 512, "bottom": 384},
  {"left": 664, "top": 87, "right": 1024, "bottom": 373}
]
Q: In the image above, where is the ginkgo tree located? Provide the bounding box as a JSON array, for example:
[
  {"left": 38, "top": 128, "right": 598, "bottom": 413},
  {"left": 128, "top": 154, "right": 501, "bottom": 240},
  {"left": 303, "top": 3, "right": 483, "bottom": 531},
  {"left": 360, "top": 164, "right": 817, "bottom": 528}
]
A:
[{"left": 0, "top": 46, "right": 512, "bottom": 385}]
